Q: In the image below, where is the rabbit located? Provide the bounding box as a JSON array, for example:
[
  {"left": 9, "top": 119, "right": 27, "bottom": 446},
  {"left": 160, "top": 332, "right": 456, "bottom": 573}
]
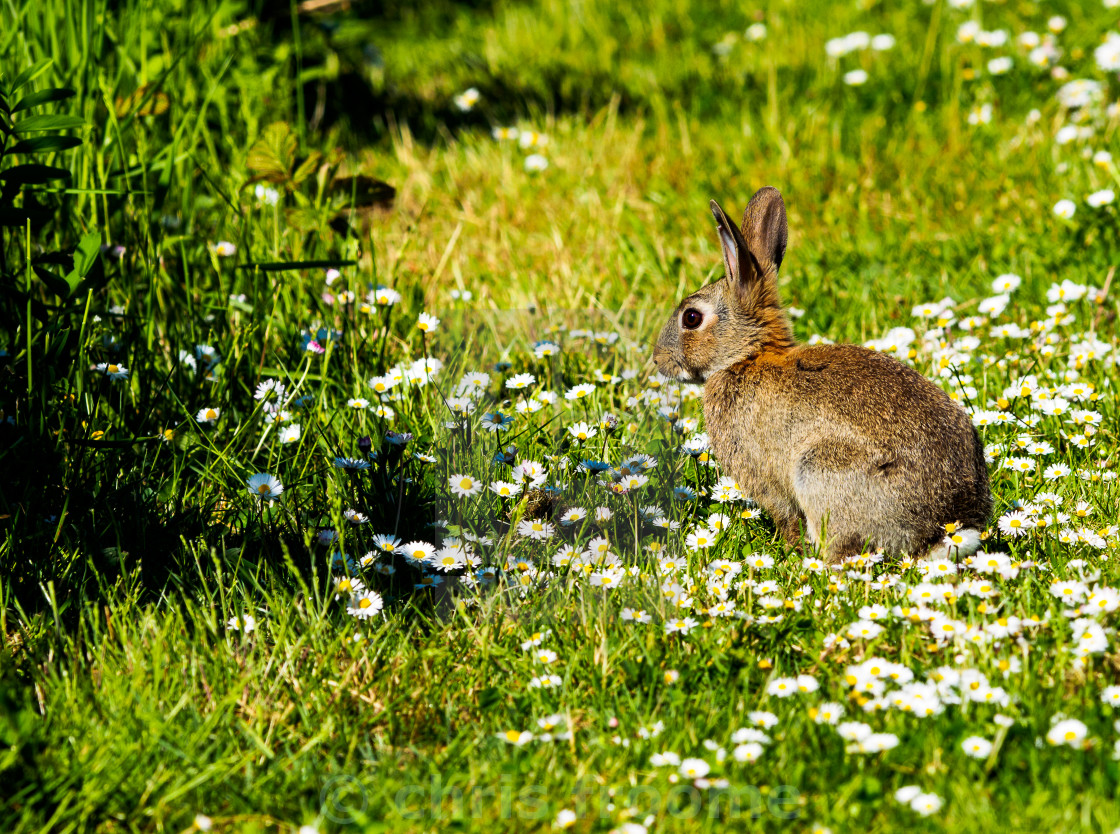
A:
[{"left": 654, "top": 186, "right": 991, "bottom": 562}]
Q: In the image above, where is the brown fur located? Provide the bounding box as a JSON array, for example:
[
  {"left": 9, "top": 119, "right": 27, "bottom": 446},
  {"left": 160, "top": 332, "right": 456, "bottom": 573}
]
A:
[{"left": 654, "top": 187, "right": 992, "bottom": 561}]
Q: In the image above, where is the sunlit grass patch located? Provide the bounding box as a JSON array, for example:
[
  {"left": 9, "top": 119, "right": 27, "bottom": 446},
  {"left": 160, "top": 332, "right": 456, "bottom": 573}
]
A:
[{"left": 2, "top": 0, "right": 1120, "bottom": 830}]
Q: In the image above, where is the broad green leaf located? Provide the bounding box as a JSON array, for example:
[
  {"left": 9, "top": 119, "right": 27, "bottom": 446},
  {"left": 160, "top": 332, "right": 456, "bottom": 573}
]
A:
[
  {"left": 72, "top": 231, "right": 101, "bottom": 278},
  {"left": 33, "top": 264, "right": 71, "bottom": 296},
  {"left": 11, "top": 59, "right": 53, "bottom": 92},
  {"left": 246, "top": 122, "right": 296, "bottom": 183},
  {"left": 0, "top": 164, "right": 72, "bottom": 184},
  {"left": 12, "top": 87, "right": 75, "bottom": 113},
  {"left": 285, "top": 206, "right": 323, "bottom": 233},
  {"left": 291, "top": 151, "right": 323, "bottom": 185},
  {"left": 12, "top": 114, "right": 85, "bottom": 134},
  {"left": 7, "top": 135, "right": 82, "bottom": 154}
]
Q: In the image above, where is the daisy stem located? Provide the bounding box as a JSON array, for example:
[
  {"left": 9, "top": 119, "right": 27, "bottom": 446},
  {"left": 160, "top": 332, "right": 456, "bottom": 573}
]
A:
[
  {"left": 632, "top": 492, "right": 640, "bottom": 560},
  {"left": 378, "top": 304, "right": 393, "bottom": 371}
]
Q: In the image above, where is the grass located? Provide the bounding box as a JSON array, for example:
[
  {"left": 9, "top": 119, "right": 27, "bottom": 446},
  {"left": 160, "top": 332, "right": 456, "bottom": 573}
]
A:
[{"left": 2, "top": 0, "right": 1120, "bottom": 831}]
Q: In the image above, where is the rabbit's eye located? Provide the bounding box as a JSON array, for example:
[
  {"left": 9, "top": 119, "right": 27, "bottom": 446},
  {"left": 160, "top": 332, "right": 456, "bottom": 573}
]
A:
[{"left": 682, "top": 308, "right": 704, "bottom": 330}]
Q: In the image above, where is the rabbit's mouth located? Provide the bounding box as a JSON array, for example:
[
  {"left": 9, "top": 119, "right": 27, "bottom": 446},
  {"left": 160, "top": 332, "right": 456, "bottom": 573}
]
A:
[{"left": 654, "top": 348, "right": 705, "bottom": 384}]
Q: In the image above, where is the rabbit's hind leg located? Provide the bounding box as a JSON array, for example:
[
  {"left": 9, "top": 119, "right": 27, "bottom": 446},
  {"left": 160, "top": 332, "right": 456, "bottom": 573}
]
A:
[{"left": 792, "top": 445, "right": 893, "bottom": 560}]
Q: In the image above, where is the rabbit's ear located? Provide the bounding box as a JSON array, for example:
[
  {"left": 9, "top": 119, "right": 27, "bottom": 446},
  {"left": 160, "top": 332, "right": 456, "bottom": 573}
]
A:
[
  {"left": 741, "top": 186, "right": 788, "bottom": 276},
  {"left": 710, "top": 199, "right": 751, "bottom": 285}
]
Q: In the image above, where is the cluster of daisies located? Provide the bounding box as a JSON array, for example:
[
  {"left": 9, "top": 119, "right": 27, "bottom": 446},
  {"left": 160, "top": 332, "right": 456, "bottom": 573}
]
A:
[
  {"left": 100, "top": 213, "right": 1114, "bottom": 832},
  {"left": 272, "top": 260, "right": 1116, "bottom": 829},
  {"left": 896, "top": 274, "right": 1115, "bottom": 546},
  {"left": 449, "top": 84, "right": 550, "bottom": 171}
]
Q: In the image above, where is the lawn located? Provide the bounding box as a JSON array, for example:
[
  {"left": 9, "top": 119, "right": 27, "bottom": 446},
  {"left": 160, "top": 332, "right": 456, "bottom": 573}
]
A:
[{"left": 2, "top": 0, "right": 1120, "bottom": 831}]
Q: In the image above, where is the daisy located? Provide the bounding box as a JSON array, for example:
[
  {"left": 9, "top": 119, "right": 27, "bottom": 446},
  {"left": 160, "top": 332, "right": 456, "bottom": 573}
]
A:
[
  {"left": 942, "top": 527, "right": 981, "bottom": 555},
  {"left": 334, "top": 457, "right": 371, "bottom": 470},
  {"left": 813, "top": 703, "right": 845, "bottom": 725},
  {"left": 621, "top": 608, "right": 652, "bottom": 623},
  {"left": 1043, "top": 463, "right": 1071, "bottom": 480},
  {"left": 766, "top": 677, "right": 798, "bottom": 697},
  {"left": 278, "top": 424, "right": 301, "bottom": 444},
  {"left": 415, "top": 573, "right": 444, "bottom": 590},
  {"left": 961, "top": 736, "right": 993, "bottom": 758},
  {"left": 481, "top": 412, "right": 515, "bottom": 431},
  {"left": 247, "top": 473, "right": 283, "bottom": 500},
  {"left": 987, "top": 56, "right": 1012, "bottom": 75},
  {"left": 559, "top": 507, "right": 587, "bottom": 525},
  {"left": 518, "top": 519, "right": 555, "bottom": 540},
  {"left": 1053, "top": 200, "right": 1076, "bottom": 220},
  {"left": 567, "top": 421, "right": 597, "bottom": 442},
  {"left": 194, "top": 344, "right": 220, "bottom": 367},
  {"left": 685, "top": 529, "right": 717, "bottom": 549},
  {"left": 331, "top": 575, "right": 365, "bottom": 598},
  {"left": 498, "top": 729, "right": 533, "bottom": 746},
  {"left": 373, "top": 533, "right": 402, "bottom": 554},
  {"left": 1046, "top": 718, "right": 1088, "bottom": 747},
  {"left": 518, "top": 130, "right": 547, "bottom": 149},
  {"left": 96, "top": 362, "right": 129, "bottom": 380},
  {"left": 910, "top": 793, "right": 943, "bottom": 816},
  {"left": 453, "top": 87, "right": 480, "bottom": 111},
  {"left": 1087, "top": 189, "right": 1115, "bottom": 208},
  {"left": 429, "top": 548, "right": 466, "bottom": 572},
  {"left": 618, "top": 473, "right": 648, "bottom": 491},
  {"left": 371, "top": 286, "right": 401, "bottom": 306},
  {"left": 347, "top": 591, "right": 384, "bottom": 619},
  {"left": 402, "top": 541, "right": 436, "bottom": 566},
  {"left": 385, "top": 431, "right": 412, "bottom": 447},
  {"left": 665, "top": 617, "right": 699, "bottom": 634},
  {"left": 528, "top": 674, "right": 561, "bottom": 689},
  {"left": 254, "top": 379, "right": 286, "bottom": 403},
  {"left": 745, "top": 553, "right": 774, "bottom": 570},
  {"left": 489, "top": 481, "right": 522, "bottom": 498},
  {"left": 679, "top": 758, "right": 710, "bottom": 779},
  {"left": 226, "top": 614, "right": 256, "bottom": 633},
  {"left": 797, "top": 674, "right": 820, "bottom": 693},
  {"left": 449, "top": 474, "right": 482, "bottom": 497},
  {"left": 589, "top": 569, "right": 625, "bottom": 588},
  {"left": 847, "top": 620, "right": 884, "bottom": 640},
  {"left": 458, "top": 371, "right": 491, "bottom": 391},
  {"left": 417, "top": 312, "right": 440, "bottom": 332},
  {"left": 733, "top": 743, "right": 764, "bottom": 763},
  {"left": 368, "top": 375, "right": 399, "bottom": 395},
  {"left": 564, "top": 383, "right": 596, "bottom": 400},
  {"left": 997, "top": 510, "right": 1034, "bottom": 537},
  {"left": 505, "top": 373, "right": 537, "bottom": 390},
  {"left": 196, "top": 407, "right": 220, "bottom": 423}
]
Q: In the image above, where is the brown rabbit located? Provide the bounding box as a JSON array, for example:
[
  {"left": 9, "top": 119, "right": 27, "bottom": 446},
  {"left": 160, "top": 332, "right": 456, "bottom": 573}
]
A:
[{"left": 654, "top": 186, "right": 991, "bottom": 562}]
